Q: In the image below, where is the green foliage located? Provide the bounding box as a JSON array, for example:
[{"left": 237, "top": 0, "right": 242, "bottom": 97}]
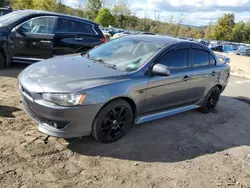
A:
[
  {"left": 0, "top": 0, "right": 5, "bottom": 6},
  {"left": 95, "top": 8, "right": 114, "bottom": 27},
  {"left": 213, "top": 13, "right": 235, "bottom": 41},
  {"left": 86, "top": 0, "right": 102, "bottom": 20},
  {"left": 33, "top": 0, "right": 56, "bottom": 11},
  {"left": 232, "top": 21, "right": 245, "bottom": 42},
  {"left": 112, "top": 0, "right": 131, "bottom": 16},
  {"left": 242, "top": 21, "right": 250, "bottom": 44},
  {"left": 12, "top": 0, "right": 33, "bottom": 9}
]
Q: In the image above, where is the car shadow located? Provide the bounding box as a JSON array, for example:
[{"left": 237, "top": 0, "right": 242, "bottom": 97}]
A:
[
  {"left": 0, "top": 106, "right": 21, "bottom": 118},
  {"left": 66, "top": 95, "right": 250, "bottom": 163},
  {"left": 0, "top": 63, "right": 28, "bottom": 78}
]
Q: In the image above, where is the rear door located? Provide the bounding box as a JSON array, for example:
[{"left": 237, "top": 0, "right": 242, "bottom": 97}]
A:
[
  {"left": 9, "top": 16, "right": 56, "bottom": 61},
  {"left": 188, "top": 47, "right": 218, "bottom": 103},
  {"left": 53, "top": 17, "right": 104, "bottom": 56}
]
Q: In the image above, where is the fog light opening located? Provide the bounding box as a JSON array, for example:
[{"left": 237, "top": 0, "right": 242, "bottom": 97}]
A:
[{"left": 52, "top": 122, "right": 58, "bottom": 128}]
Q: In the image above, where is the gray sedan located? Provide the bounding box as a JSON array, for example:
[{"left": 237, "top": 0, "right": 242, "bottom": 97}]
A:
[{"left": 18, "top": 35, "right": 230, "bottom": 143}]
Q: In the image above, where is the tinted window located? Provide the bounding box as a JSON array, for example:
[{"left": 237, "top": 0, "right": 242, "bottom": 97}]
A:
[
  {"left": 158, "top": 49, "right": 188, "bottom": 70},
  {"left": 210, "top": 54, "right": 216, "bottom": 65},
  {"left": 193, "top": 49, "right": 209, "bottom": 67},
  {"left": 20, "top": 17, "right": 55, "bottom": 34},
  {"left": 55, "top": 18, "right": 96, "bottom": 34}
]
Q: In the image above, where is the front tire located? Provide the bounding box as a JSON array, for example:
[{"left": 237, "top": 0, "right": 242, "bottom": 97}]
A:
[
  {"left": 0, "top": 51, "right": 5, "bottom": 70},
  {"left": 92, "top": 99, "right": 133, "bottom": 143},
  {"left": 200, "top": 86, "right": 221, "bottom": 113}
]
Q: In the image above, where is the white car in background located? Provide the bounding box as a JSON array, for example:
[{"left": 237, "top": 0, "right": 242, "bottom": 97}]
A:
[{"left": 112, "top": 31, "right": 131, "bottom": 39}]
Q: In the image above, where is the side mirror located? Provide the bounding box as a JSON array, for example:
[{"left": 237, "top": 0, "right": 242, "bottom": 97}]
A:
[
  {"left": 16, "top": 27, "right": 25, "bottom": 36},
  {"left": 152, "top": 64, "right": 171, "bottom": 76}
]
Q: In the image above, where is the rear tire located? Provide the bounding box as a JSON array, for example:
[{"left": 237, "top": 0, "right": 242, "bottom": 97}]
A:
[
  {"left": 200, "top": 86, "right": 221, "bottom": 114},
  {"left": 0, "top": 51, "right": 5, "bottom": 70},
  {"left": 92, "top": 99, "right": 133, "bottom": 143}
]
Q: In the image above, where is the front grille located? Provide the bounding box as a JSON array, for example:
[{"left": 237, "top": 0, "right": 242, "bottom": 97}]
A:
[
  {"left": 22, "top": 97, "right": 68, "bottom": 129},
  {"left": 22, "top": 97, "right": 47, "bottom": 124}
]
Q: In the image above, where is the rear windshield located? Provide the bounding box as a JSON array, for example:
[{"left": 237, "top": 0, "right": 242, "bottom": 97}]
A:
[{"left": 0, "top": 11, "right": 30, "bottom": 27}]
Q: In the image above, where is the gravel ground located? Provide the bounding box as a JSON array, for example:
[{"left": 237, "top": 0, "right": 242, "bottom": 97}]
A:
[{"left": 0, "top": 64, "right": 250, "bottom": 188}]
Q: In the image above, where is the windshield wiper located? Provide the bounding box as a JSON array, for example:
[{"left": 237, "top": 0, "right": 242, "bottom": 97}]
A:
[
  {"left": 84, "top": 52, "right": 117, "bottom": 70},
  {"left": 89, "top": 57, "right": 117, "bottom": 70}
]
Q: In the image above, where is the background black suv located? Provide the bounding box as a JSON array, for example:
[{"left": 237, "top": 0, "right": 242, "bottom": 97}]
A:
[
  {"left": 0, "top": 7, "right": 13, "bottom": 16},
  {"left": 0, "top": 10, "right": 106, "bottom": 69}
]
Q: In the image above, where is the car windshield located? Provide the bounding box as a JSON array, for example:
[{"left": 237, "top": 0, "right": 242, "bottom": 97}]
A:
[
  {"left": 0, "top": 11, "right": 30, "bottom": 27},
  {"left": 87, "top": 37, "right": 163, "bottom": 71}
]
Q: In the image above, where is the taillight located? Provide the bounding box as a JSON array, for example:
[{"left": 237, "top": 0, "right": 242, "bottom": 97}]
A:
[{"left": 100, "top": 38, "right": 106, "bottom": 43}]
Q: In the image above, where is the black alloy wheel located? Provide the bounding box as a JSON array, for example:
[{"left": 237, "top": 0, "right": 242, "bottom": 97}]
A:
[
  {"left": 92, "top": 99, "right": 133, "bottom": 143},
  {"left": 201, "top": 86, "right": 221, "bottom": 113}
]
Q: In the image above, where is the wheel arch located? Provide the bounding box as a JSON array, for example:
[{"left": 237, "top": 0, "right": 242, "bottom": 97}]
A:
[
  {"left": 96, "top": 96, "right": 137, "bottom": 121},
  {"left": 215, "top": 84, "right": 222, "bottom": 92},
  {"left": 0, "top": 46, "right": 6, "bottom": 67}
]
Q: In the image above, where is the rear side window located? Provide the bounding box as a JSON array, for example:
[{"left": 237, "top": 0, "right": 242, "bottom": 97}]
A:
[
  {"left": 158, "top": 49, "right": 188, "bottom": 70},
  {"left": 193, "top": 49, "right": 209, "bottom": 67},
  {"left": 210, "top": 54, "right": 216, "bottom": 65},
  {"left": 55, "top": 18, "right": 96, "bottom": 35}
]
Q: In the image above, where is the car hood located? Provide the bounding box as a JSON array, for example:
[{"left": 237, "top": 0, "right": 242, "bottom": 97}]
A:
[{"left": 19, "top": 54, "right": 128, "bottom": 93}]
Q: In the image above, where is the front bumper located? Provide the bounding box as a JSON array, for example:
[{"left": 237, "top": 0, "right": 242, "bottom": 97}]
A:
[{"left": 20, "top": 89, "right": 103, "bottom": 138}]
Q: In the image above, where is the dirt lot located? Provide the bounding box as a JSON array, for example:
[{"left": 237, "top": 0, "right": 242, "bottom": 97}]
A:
[
  {"left": 1, "top": 64, "right": 250, "bottom": 188},
  {"left": 216, "top": 52, "right": 250, "bottom": 79}
]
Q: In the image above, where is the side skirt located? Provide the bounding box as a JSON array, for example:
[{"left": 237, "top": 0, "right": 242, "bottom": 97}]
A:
[{"left": 135, "top": 104, "right": 200, "bottom": 124}]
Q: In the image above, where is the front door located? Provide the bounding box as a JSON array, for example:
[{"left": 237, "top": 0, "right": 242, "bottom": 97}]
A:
[
  {"left": 9, "top": 16, "right": 56, "bottom": 61},
  {"left": 143, "top": 47, "right": 193, "bottom": 114}
]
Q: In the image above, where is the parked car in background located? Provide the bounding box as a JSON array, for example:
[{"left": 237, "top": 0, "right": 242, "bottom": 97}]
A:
[
  {"left": 0, "top": 10, "right": 106, "bottom": 69},
  {"left": 0, "top": 7, "right": 13, "bottom": 16},
  {"left": 233, "top": 47, "right": 250, "bottom": 56},
  {"left": 210, "top": 45, "right": 223, "bottom": 52},
  {"left": 139, "top": 32, "right": 155, "bottom": 35},
  {"left": 112, "top": 31, "right": 131, "bottom": 39},
  {"left": 216, "top": 54, "right": 230, "bottom": 64},
  {"left": 18, "top": 35, "right": 230, "bottom": 143},
  {"left": 103, "top": 32, "right": 111, "bottom": 41}
]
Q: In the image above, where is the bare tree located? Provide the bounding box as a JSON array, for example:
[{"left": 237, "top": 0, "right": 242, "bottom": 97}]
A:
[
  {"left": 154, "top": 10, "right": 161, "bottom": 21},
  {"left": 175, "top": 13, "right": 186, "bottom": 36},
  {"left": 56, "top": 0, "right": 65, "bottom": 13}
]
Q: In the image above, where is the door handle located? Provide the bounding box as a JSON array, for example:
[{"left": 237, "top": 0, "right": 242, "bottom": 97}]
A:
[
  {"left": 183, "top": 75, "right": 191, "bottom": 81},
  {"left": 75, "top": 37, "right": 83, "bottom": 41},
  {"left": 211, "top": 71, "right": 216, "bottom": 76},
  {"left": 40, "top": 40, "right": 52, "bottom": 44}
]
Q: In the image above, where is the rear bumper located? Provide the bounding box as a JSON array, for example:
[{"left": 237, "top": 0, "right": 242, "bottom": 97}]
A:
[{"left": 21, "top": 94, "right": 103, "bottom": 138}]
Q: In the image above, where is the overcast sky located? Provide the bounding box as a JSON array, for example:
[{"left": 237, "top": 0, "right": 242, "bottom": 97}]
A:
[{"left": 65, "top": 0, "right": 250, "bottom": 26}]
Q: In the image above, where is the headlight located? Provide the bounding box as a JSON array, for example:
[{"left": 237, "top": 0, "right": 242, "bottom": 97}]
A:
[{"left": 42, "top": 93, "right": 86, "bottom": 106}]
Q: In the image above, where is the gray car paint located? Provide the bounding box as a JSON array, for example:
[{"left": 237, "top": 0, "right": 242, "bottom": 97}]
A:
[{"left": 18, "top": 35, "right": 230, "bottom": 138}]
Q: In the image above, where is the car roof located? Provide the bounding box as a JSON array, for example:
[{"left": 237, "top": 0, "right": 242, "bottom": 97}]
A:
[
  {"left": 14, "top": 9, "right": 97, "bottom": 25},
  {"left": 127, "top": 35, "right": 205, "bottom": 47}
]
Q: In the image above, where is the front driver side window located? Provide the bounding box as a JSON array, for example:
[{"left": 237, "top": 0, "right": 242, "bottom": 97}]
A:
[
  {"left": 158, "top": 49, "right": 188, "bottom": 70},
  {"left": 19, "top": 17, "right": 56, "bottom": 34}
]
